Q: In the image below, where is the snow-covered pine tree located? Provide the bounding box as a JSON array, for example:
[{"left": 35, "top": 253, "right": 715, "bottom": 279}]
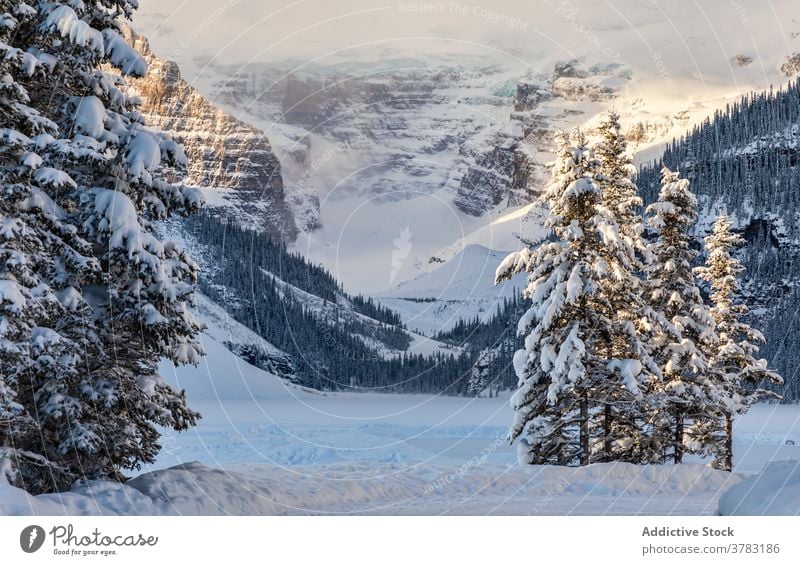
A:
[
  {"left": 594, "top": 111, "right": 648, "bottom": 263},
  {"left": 467, "top": 351, "right": 489, "bottom": 397},
  {"left": 592, "top": 112, "right": 664, "bottom": 463},
  {"left": 645, "top": 167, "right": 717, "bottom": 464},
  {"left": 0, "top": 1, "right": 203, "bottom": 493},
  {"left": 695, "top": 215, "right": 782, "bottom": 470},
  {"left": 496, "top": 129, "right": 652, "bottom": 466},
  {"left": 0, "top": 0, "right": 102, "bottom": 491}
]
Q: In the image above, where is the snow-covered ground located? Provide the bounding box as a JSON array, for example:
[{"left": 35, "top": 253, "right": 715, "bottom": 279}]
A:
[
  {"left": 4, "top": 319, "right": 798, "bottom": 516},
  {"left": 111, "top": 312, "right": 800, "bottom": 517},
  {"left": 719, "top": 460, "right": 800, "bottom": 516},
  {"left": 0, "top": 460, "right": 744, "bottom": 516}
]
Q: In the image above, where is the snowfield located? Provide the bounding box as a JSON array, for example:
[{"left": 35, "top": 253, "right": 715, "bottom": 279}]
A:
[{"left": 2, "top": 320, "right": 799, "bottom": 515}]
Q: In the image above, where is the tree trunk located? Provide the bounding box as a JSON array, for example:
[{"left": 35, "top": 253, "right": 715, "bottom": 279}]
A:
[
  {"left": 674, "top": 407, "right": 684, "bottom": 464},
  {"left": 603, "top": 403, "right": 613, "bottom": 462},
  {"left": 580, "top": 393, "right": 589, "bottom": 466},
  {"left": 725, "top": 412, "right": 733, "bottom": 472}
]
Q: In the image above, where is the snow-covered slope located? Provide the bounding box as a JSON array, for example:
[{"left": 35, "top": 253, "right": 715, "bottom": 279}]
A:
[
  {"left": 159, "top": 294, "right": 306, "bottom": 400},
  {"left": 262, "top": 266, "right": 457, "bottom": 357},
  {"left": 374, "top": 202, "right": 542, "bottom": 333},
  {"left": 377, "top": 244, "right": 525, "bottom": 334},
  {"left": 719, "top": 460, "right": 800, "bottom": 515}
]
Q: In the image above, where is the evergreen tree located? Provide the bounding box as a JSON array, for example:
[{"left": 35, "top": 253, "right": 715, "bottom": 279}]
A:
[
  {"left": 496, "top": 129, "right": 651, "bottom": 466},
  {"left": 592, "top": 112, "right": 664, "bottom": 463},
  {"left": 466, "top": 365, "right": 486, "bottom": 397},
  {"left": 636, "top": 80, "right": 800, "bottom": 401},
  {"left": 1, "top": 1, "right": 203, "bottom": 493},
  {"left": 467, "top": 349, "right": 496, "bottom": 397},
  {"left": 1, "top": 1, "right": 85, "bottom": 488},
  {"left": 645, "top": 167, "right": 716, "bottom": 464},
  {"left": 695, "top": 215, "right": 782, "bottom": 470},
  {"left": 594, "top": 111, "right": 649, "bottom": 263}
]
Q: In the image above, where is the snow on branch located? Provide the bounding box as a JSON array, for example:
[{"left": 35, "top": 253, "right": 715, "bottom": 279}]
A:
[{"left": 43, "top": 6, "right": 104, "bottom": 54}]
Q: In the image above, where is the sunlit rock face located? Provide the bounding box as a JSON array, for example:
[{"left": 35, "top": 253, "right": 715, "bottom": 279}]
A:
[{"left": 123, "top": 26, "right": 296, "bottom": 239}]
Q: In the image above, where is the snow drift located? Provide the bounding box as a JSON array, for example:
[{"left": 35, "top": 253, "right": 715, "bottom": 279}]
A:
[
  {"left": 718, "top": 460, "right": 800, "bottom": 516},
  {"left": 1, "top": 461, "right": 740, "bottom": 516}
]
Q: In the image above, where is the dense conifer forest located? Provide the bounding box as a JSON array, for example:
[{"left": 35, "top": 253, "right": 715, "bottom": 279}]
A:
[{"left": 637, "top": 79, "right": 800, "bottom": 401}]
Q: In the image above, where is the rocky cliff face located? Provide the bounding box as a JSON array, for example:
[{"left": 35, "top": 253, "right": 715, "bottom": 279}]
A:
[
  {"left": 204, "top": 58, "right": 635, "bottom": 223},
  {"left": 122, "top": 27, "right": 296, "bottom": 240},
  {"left": 457, "top": 61, "right": 634, "bottom": 216},
  {"left": 452, "top": 121, "right": 526, "bottom": 216},
  {"left": 209, "top": 62, "right": 518, "bottom": 214}
]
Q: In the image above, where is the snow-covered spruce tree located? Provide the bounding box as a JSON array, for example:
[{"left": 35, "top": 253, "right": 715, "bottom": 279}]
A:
[
  {"left": 467, "top": 351, "right": 489, "bottom": 397},
  {"left": 694, "top": 215, "right": 781, "bottom": 471},
  {"left": 645, "top": 167, "right": 717, "bottom": 464},
  {"left": 0, "top": 0, "right": 103, "bottom": 491},
  {"left": 594, "top": 111, "right": 649, "bottom": 263},
  {"left": 0, "top": 1, "right": 203, "bottom": 493},
  {"left": 496, "top": 129, "right": 654, "bottom": 466},
  {"left": 592, "top": 112, "right": 665, "bottom": 463}
]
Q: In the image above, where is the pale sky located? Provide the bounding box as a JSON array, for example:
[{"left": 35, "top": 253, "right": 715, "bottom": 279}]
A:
[
  {"left": 134, "top": 0, "right": 797, "bottom": 91},
  {"left": 136, "top": 0, "right": 548, "bottom": 65}
]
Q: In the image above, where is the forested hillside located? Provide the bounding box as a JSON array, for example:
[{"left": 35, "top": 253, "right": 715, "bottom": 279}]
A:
[
  {"left": 637, "top": 80, "right": 800, "bottom": 401},
  {"left": 178, "top": 211, "right": 525, "bottom": 395}
]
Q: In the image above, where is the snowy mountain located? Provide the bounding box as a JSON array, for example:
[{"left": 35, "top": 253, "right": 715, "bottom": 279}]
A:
[
  {"left": 131, "top": 1, "right": 800, "bottom": 398},
  {"left": 378, "top": 244, "right": 523, "bottom": 335},
  {"left": 203, "top": 58, "right": 526, "bottom": 292},
  {"left": 199, "top": 56, "right": 648, "bottom": 293},
  {"left": 376, "top": 201, "right": 546, "bottom": 334},
  {"left": 136, "top": 0, "right": 800, "bottom": 295}
]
